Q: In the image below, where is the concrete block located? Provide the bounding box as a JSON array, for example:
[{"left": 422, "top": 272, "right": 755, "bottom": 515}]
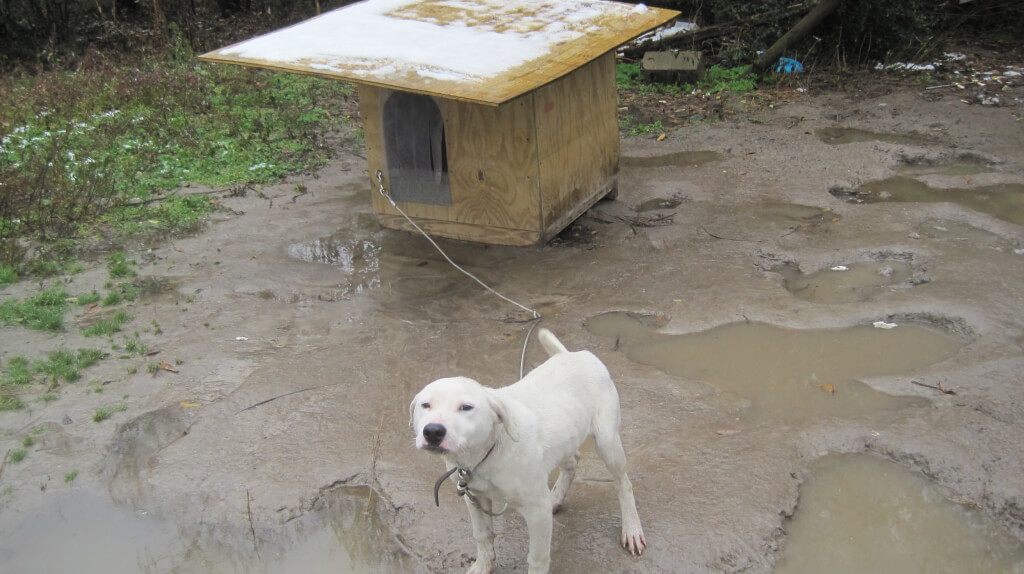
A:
[{"left": 642, "top": 50, "right": 705, "bottom": 84}]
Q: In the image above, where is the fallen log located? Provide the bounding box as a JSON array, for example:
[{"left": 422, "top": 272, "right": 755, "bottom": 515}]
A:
[{"left": 753, "top": 0, "right": 843, "bottom": 73}]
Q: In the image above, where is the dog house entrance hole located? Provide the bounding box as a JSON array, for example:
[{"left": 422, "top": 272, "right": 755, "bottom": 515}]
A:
[{"left": 383, "top": 92, "right": 451, "bottom": 206}]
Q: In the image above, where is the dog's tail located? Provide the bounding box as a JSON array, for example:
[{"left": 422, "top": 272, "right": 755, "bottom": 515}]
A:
[{"left": 537, "top": 328, "right": 569, "bottom": 356}]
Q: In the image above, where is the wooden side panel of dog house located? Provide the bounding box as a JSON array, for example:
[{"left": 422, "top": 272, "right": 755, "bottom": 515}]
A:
[
  {"left": 534, "top": 51, "right": 620, "bottom": 241},
  {"left": 363, "top": 84, "right": 543, "bottom": 246}
]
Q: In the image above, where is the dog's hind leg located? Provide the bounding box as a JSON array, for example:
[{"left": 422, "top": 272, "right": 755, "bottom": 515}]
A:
[
  {"left": 593, "top": 424, "right": 646, "bottom": 556},
  {"left": 465, "top": 497, "right": 497, "bottom": 574},
  {"left": 550, "top": 451, "right": 580, "bottom": 513}
]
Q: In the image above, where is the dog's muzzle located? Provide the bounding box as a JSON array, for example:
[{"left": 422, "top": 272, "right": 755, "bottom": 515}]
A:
[{"left": 422, "top": 423, "right": 447, "bottom": 450}]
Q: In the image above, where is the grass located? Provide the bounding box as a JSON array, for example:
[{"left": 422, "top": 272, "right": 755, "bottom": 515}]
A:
[
  {"left": 81, "top": 309, "right": 133, "bottom": 337},
  {"left": 76, "top": 290, "right": 102, "bottom": 306},
  {"left": 107, "top": 252, "right": 136, "bottom": 279},
  {"left": 0, "top": 35, "right": 353, "bottom": 270},
  {"left": 0, "top": 286, "right": 69, "bottom": 330}
]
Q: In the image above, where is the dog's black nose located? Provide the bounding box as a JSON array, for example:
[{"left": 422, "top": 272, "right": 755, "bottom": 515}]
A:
[{"left": 422, "top": 423, "right": 446, "bottom": 445}]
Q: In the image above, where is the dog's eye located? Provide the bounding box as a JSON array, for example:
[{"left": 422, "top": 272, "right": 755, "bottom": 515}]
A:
[
  {"left": 420, "top": 402, "right": 430, "bottom": 409},
  {"left": 459, "top": 404, "right": 474, "bottom": 412}
]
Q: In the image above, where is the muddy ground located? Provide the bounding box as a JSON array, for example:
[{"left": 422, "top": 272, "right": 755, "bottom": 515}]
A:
[{"left": 2, "top": 57, "right": 1024, "bottom": 573}]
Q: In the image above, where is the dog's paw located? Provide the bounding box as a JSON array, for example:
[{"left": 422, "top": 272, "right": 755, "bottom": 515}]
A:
[
  {"left": 466, "top": 553, "right": 495, "bottom": 574},
  {"left": 621, "top": 527, "right": 647, "bottom": 557}
]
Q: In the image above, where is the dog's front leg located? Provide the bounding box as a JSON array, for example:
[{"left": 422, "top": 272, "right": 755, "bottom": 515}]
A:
[
  {"left": 520, "top": 501, "right": 554, "bottom": 574},
  {"left": 465, "top": 496, "right": 496, "bottom": 574}
]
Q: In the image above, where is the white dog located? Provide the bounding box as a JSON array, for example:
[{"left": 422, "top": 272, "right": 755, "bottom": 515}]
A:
[{"left": 411, "top": 328, "right": 645, "bottom": 574}]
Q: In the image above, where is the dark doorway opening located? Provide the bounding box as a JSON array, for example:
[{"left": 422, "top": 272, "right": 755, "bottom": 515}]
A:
[{"left": 382, "top": 92, "right": 451, "bottom": 206}]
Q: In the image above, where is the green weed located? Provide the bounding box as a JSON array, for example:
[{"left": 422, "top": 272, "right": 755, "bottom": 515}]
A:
[
  {"left": 1, "top": 356, "right": 32, "bottom": 386},
  {"left": 700, "top": 65, "right": 758, "bottom": 94},
  {"left": 9, "top": 449, "right": 26, "bottom": 463},
  {"left": 65, "top": 470, "right": 78, "bottom": 483},
  {"left": 0, "top": 286, "right": 69, "bottom": 331},
  {"left": 0, "top": 395, "right": 24, "bottom": 411},
  {"left": 629, "top": 120, "right": 666, "bottom": 137},
  {"left": 0, "top": 265, "right": 17, "bottom": 285},
  {"left": 92, "top": 407, "right": 111, "bottom": 422},
  {"left": 76, "top": 290, "right": 102, "bottom": 306},
  {"left": 1, "top": 348, "right": 105, "bottom": 402},
  {"left": 107, "top": 252, "right": 136, "bottom": 279},
  {"left": 81, "top": 309, "right": 133, "bottom": 337},
  {"left": 0, "top": 54, "right": 352, "bottom": 258},
  {"left": 22, "top": 435, "right": 34, "bottom": 447}
]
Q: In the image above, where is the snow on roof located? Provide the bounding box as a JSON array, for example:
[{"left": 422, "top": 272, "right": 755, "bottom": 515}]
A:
[{"left": 200, "top": 0, "right": 678, "bottom": 105}]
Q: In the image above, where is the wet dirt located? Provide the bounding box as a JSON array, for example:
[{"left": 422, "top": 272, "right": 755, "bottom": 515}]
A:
[
  {"left": 3, "top": 68, "right": 1024, "bottom": 574},
  {"left": 775, "top": 454, "right": 1024, "bottom": 574},
  {"left": 585, "top": 311, "right": 961, "bottom": 422}
]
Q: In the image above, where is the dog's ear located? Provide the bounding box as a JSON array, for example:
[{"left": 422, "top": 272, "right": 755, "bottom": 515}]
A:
[
  {"left": 487, "top": 392, "right": 519, "bottom": 442},
  {"left": 408, "top": 395, "right": 418, "bottom": 429}
]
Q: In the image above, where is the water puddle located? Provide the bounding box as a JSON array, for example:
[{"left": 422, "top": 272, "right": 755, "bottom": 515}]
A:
[
  {"left": 586, "top": 312, "right": 964, "bottom": 421},
  {"left": 636, "top": 196, "right": 687, "bottom": 212},
  {"left": 287, "top": 233, "right": 381, "bottom": 294},
  {"left": 775, "top": 454, "right": 1024, "bottom": 574},
  {"left": 831, "top": 176, "right": 1024, "bottom": 227},
  {"left": 775, "top": 260, "right": 915, "bottom": 303},
  {"left": 620, "top": 150, "right": 724, "bottom": 169},
  {"left": 0, "top": 489, "right": 412, "bottom": 574},
  {"left": 815, "top": 127, "right": 931, "bottom": 146}
]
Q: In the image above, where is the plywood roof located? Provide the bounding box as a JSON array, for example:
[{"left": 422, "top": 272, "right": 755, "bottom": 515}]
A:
[{"left": 199, "top": 0, "right": 678, "bottom": 106}]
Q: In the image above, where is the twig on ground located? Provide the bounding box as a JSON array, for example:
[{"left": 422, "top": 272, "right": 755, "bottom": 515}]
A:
[
  {"left": 235, "top": 385, "right": 330, "bottom": 414},
  {"left": 911, "top": 380, "right": 957, "bottom": 395},
  {"left": 247, "top": 489, "right": 261, "bottom": 560}
]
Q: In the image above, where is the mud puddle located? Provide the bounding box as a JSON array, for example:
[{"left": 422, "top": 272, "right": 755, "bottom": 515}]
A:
[
  {"left": 896, "top": 161, "right": 992, "bottom": 177},
  {"left": 918, "top": 218, "right": 1020, "bottom": 250},
  {"left": 775, "top": 260, "right": 915, "bottom": 303},
  {"left": 758, "top": 201, "right": 838, "bottom": 225},
  {"left": 636, "top": 195, "right": 687, "bottom": 212},
  {"left": 586, "top": 312, "right": 963, "bottom": 421},
  {"left": 620, "top": 150, "right": 723, "bottom": 169},
  {"left": 775, "top": 455, "right": 1024, "bottom": 574},
  {"left": 815, "top": 127, "right": 931, "bottom": 146},
  {"left": 0, "top": 489, "right": 412, "bottom": 574},
  {"left": 832, "top": 176, "right": 1024, "bottom": 226}
]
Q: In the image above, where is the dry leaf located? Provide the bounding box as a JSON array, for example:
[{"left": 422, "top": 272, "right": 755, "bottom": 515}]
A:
[
  {"left": 831, "top": 217, "right": 841, "bottom": 223},
  {"left": 158, "top": 362, "right": 179, "bottom": 373},
  {"left": 180, "top": 402, "right": 201, "bottom": 408},
  {"left": 817, "top": 383, "right": 837, "bottom": 395},
  {"left": 715, "top": 429, "right": 741, "bottom": 436},
  {"left": 656, "top": 133, "right": 667, "bottom": 141}
]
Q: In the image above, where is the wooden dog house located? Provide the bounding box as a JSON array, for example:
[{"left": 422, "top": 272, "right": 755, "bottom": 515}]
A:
[{"left": 200, "top": 0, "right": 678, "bottom": 246}]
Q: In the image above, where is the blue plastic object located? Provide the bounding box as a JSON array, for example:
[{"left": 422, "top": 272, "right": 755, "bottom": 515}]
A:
[{"left": 775, "top": 57, "right": 804, "bottom": 73}]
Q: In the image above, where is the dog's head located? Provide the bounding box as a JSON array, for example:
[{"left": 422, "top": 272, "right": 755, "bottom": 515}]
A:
[{"left": 410, "top": 376, "right": 512, "bottom": 456}]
